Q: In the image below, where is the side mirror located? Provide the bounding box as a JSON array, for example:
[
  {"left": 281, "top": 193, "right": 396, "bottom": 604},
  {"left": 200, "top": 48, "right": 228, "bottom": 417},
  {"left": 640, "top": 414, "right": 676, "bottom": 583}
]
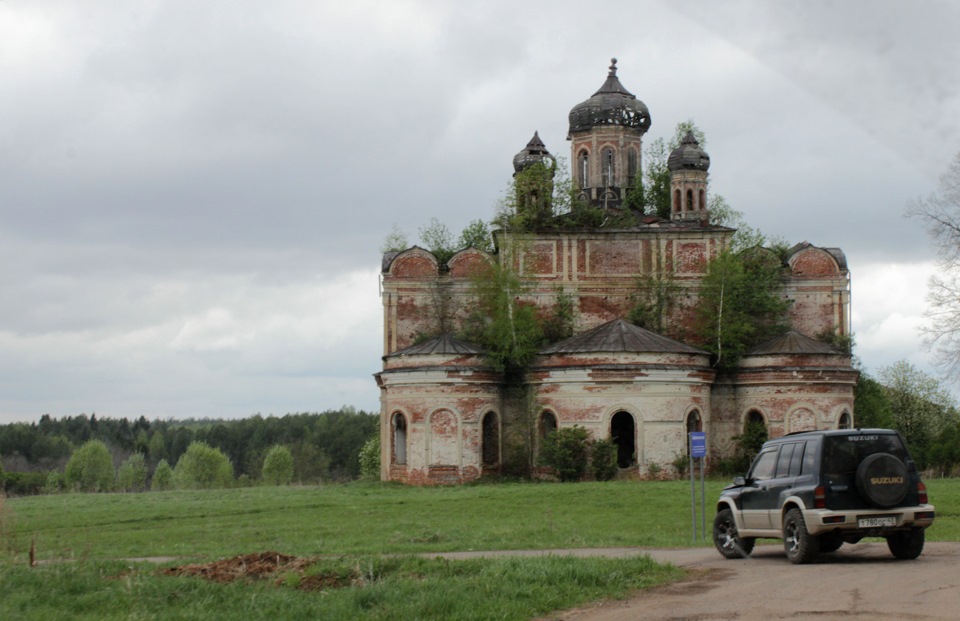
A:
[{"left": 733, "top": 476, "right": 746, "bottom": 486}]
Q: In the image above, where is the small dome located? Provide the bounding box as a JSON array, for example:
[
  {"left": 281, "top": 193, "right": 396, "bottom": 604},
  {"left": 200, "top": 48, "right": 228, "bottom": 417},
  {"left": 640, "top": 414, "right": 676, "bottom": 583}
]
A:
[
  {"left": 568, "top": 59, "right": 651, "bottom": 135},
  {"left": 512, "top": 131, "right": 555, "bottom": 174},
  {"left": 668, "top": 131, "right": 710, "bottom": 172}
]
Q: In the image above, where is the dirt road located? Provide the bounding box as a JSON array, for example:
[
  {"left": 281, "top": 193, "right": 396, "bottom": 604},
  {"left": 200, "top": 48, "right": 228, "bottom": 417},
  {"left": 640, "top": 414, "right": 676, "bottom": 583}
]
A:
[{"left": 436, "top": 542, "right": 960, "bottom": 620}]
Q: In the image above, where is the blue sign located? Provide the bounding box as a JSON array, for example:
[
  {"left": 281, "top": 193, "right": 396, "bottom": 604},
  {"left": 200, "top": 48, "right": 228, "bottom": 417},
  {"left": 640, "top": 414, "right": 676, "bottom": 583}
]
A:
[{"left": 690, "top": 432, "right": 707, "bottom": 458}]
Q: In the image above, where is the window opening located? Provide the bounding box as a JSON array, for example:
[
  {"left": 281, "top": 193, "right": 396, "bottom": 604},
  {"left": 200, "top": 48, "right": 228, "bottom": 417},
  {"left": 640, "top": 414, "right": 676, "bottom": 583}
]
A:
[{"left": 610, "top": 411, "right": 636, "bottom": 468}]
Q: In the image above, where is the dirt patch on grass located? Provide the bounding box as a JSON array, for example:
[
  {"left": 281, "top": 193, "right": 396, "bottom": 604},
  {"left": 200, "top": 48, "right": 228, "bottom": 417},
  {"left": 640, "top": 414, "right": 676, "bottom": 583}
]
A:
[{"left": 161, "top": 551, "right": 360, "bottom": 591}]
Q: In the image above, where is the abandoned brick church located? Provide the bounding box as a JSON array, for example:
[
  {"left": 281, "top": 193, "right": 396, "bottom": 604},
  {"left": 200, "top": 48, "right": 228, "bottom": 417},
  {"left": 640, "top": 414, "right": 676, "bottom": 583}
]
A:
[{"left": 375, "top": 60, "right": 857, "bottom": 484}]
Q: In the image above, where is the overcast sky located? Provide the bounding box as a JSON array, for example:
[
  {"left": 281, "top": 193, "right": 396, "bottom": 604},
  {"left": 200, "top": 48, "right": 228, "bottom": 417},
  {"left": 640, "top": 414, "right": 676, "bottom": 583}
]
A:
[{"left": 1, "top": 0, "right": 958, "bottom": 425}]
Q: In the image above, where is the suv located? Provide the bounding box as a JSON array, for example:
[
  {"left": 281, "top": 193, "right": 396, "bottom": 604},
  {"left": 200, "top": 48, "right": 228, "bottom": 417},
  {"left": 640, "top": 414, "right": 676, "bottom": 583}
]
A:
[{"left": 713, "top": 429, "right": 935, "bottom": 564}]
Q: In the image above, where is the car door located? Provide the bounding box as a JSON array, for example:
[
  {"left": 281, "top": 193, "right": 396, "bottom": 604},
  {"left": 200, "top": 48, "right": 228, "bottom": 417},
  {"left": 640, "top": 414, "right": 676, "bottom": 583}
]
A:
[{"left": 739, "top": 447, "right": 779, "bottom": 529}]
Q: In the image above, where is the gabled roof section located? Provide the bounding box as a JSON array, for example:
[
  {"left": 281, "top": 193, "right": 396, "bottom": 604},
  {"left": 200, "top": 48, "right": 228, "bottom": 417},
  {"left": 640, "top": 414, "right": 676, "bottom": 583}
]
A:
[
  {"left": 540, "top": 318, "right": 706, "bottom": 355},
  {"left": 386, "top": 334, "right": 485, "bottom": 358},
  {"left": 746, "top": 330, "right": 841, "bottom": 356}
]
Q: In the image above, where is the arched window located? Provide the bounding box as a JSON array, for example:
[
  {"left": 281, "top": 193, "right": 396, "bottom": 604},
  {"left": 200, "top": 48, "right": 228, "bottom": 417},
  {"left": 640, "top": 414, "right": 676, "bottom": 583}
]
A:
[
  {"left": 838, "top": 412, "right": 852, "bottom": 429},
  {"left": 611, "top": 411, "right": 636, "bottom": 468},
  {"left": 578, "top": 151, "right": 589, "bottom": 188},
  {"left": 698, "top": 189, "right": 706, "bottom": 211},
  {"left": 602, "top": 147, "right": 615, "bottom": 187},
  {"left": 392, "top": 412, "right": 407, "bottom": 465},
  {"left": 627, "top": 149, "right": 638, "bottom": 184},
  {"left": 481, "top": 411, "right": 499, "bottom": 466},
  {"left": 685, "top": 410, "right": 702, "bottom": 455},
  {"left": 539, "top": 411, "right": 557, "bottom": 438},
  {"left": 686, "top": 189, "right": 694, "bottom": 212},
  {"left": 673, "top": 189, "right": 681, "bottom": 213}
]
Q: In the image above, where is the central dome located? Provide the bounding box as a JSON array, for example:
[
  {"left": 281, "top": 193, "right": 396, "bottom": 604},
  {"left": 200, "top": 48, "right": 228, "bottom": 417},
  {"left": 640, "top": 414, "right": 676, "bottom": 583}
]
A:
[{"left": 568, "top": 59, "right": 651, "bottom": 135}]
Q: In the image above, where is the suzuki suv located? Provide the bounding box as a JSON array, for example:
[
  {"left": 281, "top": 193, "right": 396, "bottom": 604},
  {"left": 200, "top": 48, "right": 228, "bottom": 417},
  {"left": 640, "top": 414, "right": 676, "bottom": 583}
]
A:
[{"left": 713, "top": 429, "right": 935, "bottom": 564}]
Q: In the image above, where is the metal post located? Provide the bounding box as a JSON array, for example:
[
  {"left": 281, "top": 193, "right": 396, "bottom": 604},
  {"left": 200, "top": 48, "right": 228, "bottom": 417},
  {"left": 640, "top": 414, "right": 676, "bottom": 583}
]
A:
[
  {"left": 700, "top": 455, "right": 706, "bottom": 539},
  {"left": 690, "top": 448, "right": 696, "bottom": 541}
]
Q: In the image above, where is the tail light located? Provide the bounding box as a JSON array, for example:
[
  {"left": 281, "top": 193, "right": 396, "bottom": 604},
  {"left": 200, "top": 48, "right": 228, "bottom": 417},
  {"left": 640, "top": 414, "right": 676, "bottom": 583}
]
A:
[
  {"left": 814, "top": 485, "right": 826, "bottom": 509},
  {"left": 918, "top": 481, "right": 928, "bottom": 505}
]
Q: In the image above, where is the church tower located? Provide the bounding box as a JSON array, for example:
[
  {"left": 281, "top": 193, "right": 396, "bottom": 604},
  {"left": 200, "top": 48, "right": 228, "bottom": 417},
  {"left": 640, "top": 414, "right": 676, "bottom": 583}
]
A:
[
  {"left": 668, "top": 131, "right": 710, "bottom": 222},
  {"left": 567, "top": 59, "right": 651, "bottom": 210}
]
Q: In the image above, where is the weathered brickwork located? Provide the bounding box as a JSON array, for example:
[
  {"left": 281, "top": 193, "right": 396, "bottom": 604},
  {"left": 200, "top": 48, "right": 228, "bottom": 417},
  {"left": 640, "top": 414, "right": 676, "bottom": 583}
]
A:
[{"left": 374, "top": 64, "right": 857, "bottom": 484}]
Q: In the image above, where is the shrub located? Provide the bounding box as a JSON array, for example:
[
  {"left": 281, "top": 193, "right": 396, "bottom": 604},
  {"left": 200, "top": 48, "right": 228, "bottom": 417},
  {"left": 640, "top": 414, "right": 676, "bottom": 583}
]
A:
[
  {"left": 43, "top": 471, "right": 64, "bottom": 494},
  {"left": 358, "top": 433, "right": 381, "bottom": 481},
  {"left": 116, "top": 453, "right": 148, "bottom": 492},
  {"left": 64, "top": 440, "right": 115, "bottom": 492},
  {"left": 174, "top": 442, "right": 233, "bottom": 489},
  {"left": 590, "top": 439, "right": 618, "bottom": 481},
  {"left": 672, "top": 452, "right": 690, "bottom": 478},
  {"left": 261, "top": 445, "right": 294, "bottom": 486},
  {"left": 2, "top": 471, "right": 48, "bottom": 496},
  {"left": 539, "top": 426, "right": 590, "bottom": 482},
  {"left": 152, "top": 459, "right": 174, "bottom": 491}
]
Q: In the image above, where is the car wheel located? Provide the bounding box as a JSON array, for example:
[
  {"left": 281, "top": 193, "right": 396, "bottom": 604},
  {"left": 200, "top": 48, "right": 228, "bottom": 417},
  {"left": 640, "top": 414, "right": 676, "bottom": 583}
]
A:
[
  {"left": 713, "top": 508, "right": 755, "bottom": 559},
  {"left": 855, "top": 453, "right": 909, "bottom": 508},
  {"left": 819, "top": 533, "right": 843, "bottom": 553},
  {"left": 783, "top": 508, "right": 819, "bottom": 564},
  {"left": 887, "top": 529, "right": 925, "bottom": 560}
]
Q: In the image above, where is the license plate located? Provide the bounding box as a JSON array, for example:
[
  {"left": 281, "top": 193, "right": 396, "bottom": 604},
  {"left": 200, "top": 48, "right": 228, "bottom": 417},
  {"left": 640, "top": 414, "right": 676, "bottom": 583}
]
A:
[{"left": 858, "top": 516, "right": 896, "bottom": 528}]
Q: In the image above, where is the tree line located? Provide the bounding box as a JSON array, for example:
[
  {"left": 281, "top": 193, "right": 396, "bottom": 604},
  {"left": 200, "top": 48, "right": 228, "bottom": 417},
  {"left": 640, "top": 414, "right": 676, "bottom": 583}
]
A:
[{"left": 0, "top": 407, "right": 378, "bottom": 495}]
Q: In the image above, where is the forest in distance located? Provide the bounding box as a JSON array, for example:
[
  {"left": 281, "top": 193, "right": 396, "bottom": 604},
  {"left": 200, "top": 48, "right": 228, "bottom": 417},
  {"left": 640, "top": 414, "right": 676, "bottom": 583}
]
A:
[{"left": 0, "top": 408, "right": 378, "bottom": 494}]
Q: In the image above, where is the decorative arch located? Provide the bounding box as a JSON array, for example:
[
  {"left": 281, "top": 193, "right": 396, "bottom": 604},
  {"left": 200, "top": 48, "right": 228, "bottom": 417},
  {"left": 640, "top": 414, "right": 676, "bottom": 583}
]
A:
[
  {"left": 481, "top": 411, "right": 500, "bottom": 467},
  {"left": 698, "top": 188, "right": 706, "bottom": 211},
  {"left": 686, "top": 188, "right": 694, "bottom": 212},
  {"left": 427, "top": 408, "right": 461, "bottom": 466},
  {"left": 838, "top": 411, "right": 852, "bottom": 430},
  {"left": 673, "top": 189, "right": 681, "bottom": 213},
  {"left": 391, "top": 411, "right": 408, "bottom": 466},
  {"left": 787, "top": 407, "right": 817, "bottom": 434}
]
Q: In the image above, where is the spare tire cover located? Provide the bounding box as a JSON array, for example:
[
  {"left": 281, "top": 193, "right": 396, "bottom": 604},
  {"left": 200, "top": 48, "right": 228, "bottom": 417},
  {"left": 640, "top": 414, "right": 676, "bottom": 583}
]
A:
[{"left": 855, "top": 453, "right": 909, "bottom": 507}]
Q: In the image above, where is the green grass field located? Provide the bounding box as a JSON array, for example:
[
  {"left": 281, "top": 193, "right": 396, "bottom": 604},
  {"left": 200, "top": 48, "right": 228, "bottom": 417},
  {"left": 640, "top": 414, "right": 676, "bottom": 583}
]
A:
[{"left": 2, "top": 478, "right": 957, "bottom": 619}]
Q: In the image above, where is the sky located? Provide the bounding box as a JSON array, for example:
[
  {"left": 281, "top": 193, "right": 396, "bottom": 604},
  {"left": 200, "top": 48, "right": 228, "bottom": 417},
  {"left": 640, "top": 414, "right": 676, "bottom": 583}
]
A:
[{"left": 1, "top": 0, "right": 958, "bottom": 424}]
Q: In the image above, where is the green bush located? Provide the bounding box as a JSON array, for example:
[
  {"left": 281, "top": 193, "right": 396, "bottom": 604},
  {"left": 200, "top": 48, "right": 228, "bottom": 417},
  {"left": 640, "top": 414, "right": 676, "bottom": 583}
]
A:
[
  {"left": 2, "top": 471, "right": 48, "bottom": 496},
  {"left": 358, "top": 433, "right": 381, "bottom": 480},
  {"left": 590, "top": 439, "right": 618, "bottom": 481},
  {"left": 64, "top": 440, "right": 115, "bottom": 492},
  {"left": 261, "top": 445, "right": 294, "bottom": 486},
  {"left": 174, "top": 442, "right": 233, "bottom": 489},
  {"left": 43, "top": 470, "right": 64, "bottom": 494},
  {"left": 116, "top": 453, "right": 148, "bottom": 492},
  {"left": 539, "top": 426, "right": 590, "bottom": 482},
  {"left": 151, "top": 459, "right": 174, "bottom": 491}
]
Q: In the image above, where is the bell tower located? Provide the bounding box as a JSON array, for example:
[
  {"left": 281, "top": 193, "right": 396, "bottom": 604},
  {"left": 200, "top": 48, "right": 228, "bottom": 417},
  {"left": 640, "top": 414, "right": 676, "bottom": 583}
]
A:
[
  {"left": 667, "top": 131, "right": 710, "bottom": 222},
  {"left": 567, "top": 59, "right": 651, "bottom": 210}
]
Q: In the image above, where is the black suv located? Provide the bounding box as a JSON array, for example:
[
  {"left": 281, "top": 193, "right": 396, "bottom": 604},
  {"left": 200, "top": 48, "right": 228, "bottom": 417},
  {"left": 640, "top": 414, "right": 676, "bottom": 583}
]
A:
[{"left": 713, "top": 429, "right": 935, "bottom": 564}]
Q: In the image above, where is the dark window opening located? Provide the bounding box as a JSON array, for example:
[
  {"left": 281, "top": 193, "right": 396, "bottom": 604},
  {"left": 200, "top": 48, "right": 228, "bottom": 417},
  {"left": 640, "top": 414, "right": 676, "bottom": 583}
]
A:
[
  {"left": 627, "top": 149, "right": 638, "bottom": 184},
  {"left": 838, "top": 412, "right": 852, "bottom": 429},
  {"left": 611, "top": 411, "right": 636, "bottom": 468},
  {"left": 392, "top": 412, "right": 407, "bottom": 465},
  {"left": 578, "top": 151, "right": 589, "bottom": 188},
  {"left": 539, "top": 411, "right": 557, "bottom": 438},
  {"left": 685, "top": 410, "right": 702, "bottom": 455},
  {"left": 481, "top": 411, "right": 499, "bottom": 466}
]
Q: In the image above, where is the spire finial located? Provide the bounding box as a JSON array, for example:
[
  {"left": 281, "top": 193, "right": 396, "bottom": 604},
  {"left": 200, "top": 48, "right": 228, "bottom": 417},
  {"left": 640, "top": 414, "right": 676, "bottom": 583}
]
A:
[{"left": 608, "top": 58, "right": 618, "bottom": 76}]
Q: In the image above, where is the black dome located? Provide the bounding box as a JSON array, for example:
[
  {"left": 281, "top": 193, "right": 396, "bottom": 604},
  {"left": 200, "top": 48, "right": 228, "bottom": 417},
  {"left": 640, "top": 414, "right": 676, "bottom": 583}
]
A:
[
  {"left": 667, "top": 131, "right": 710, "bottom": 172},
  {"left": 568, "top": 59, "right": 651, "bottom": 135},
  {"left": 513, "top": 131, "right": 555, "bottom": 173}
]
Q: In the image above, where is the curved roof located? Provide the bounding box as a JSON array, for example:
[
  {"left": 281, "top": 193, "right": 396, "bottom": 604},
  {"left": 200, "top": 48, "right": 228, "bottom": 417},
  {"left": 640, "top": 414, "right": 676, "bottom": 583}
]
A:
[
  {"left": 745, "top": 331, "right": 841, "bottom": 356},
  {"left": 386, "top": 334, "right": 485, "bottom": 358},
  {"left": 568, "top": 59, "right": 651, "bottom": 135},
  {"left": 539, "top": 318, "right": 706, "bottom": 355},
  {"left": 513, "top": 131, "right": 555, "bottom": 174},
  {"left": 667, "top": 131, "right": 710, "bottom": 172}
]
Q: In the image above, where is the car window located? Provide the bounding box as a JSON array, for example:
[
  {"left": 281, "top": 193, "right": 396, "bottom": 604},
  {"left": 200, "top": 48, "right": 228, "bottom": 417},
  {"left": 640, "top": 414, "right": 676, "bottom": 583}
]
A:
[
  {"left": 802, "top": 439, "right": 817, "bottom": 474},
  {"left": 823, "top": 433, "right": 908, "bottom": 475},
  {"left": 789, "top": 441, "right": 805, "bottom": 476},
  {"left": 750, "top": 448, "right": 778, "bottom": 481},
  {"left": 775, "top": 443, "right": 796, "bottom": 478}
]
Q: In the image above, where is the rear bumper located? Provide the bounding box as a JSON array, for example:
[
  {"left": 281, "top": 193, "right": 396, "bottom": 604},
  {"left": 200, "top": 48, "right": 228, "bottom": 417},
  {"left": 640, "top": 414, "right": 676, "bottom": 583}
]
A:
[{"left": 802, "top": 504, "right": 935, "bottom": 536}]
